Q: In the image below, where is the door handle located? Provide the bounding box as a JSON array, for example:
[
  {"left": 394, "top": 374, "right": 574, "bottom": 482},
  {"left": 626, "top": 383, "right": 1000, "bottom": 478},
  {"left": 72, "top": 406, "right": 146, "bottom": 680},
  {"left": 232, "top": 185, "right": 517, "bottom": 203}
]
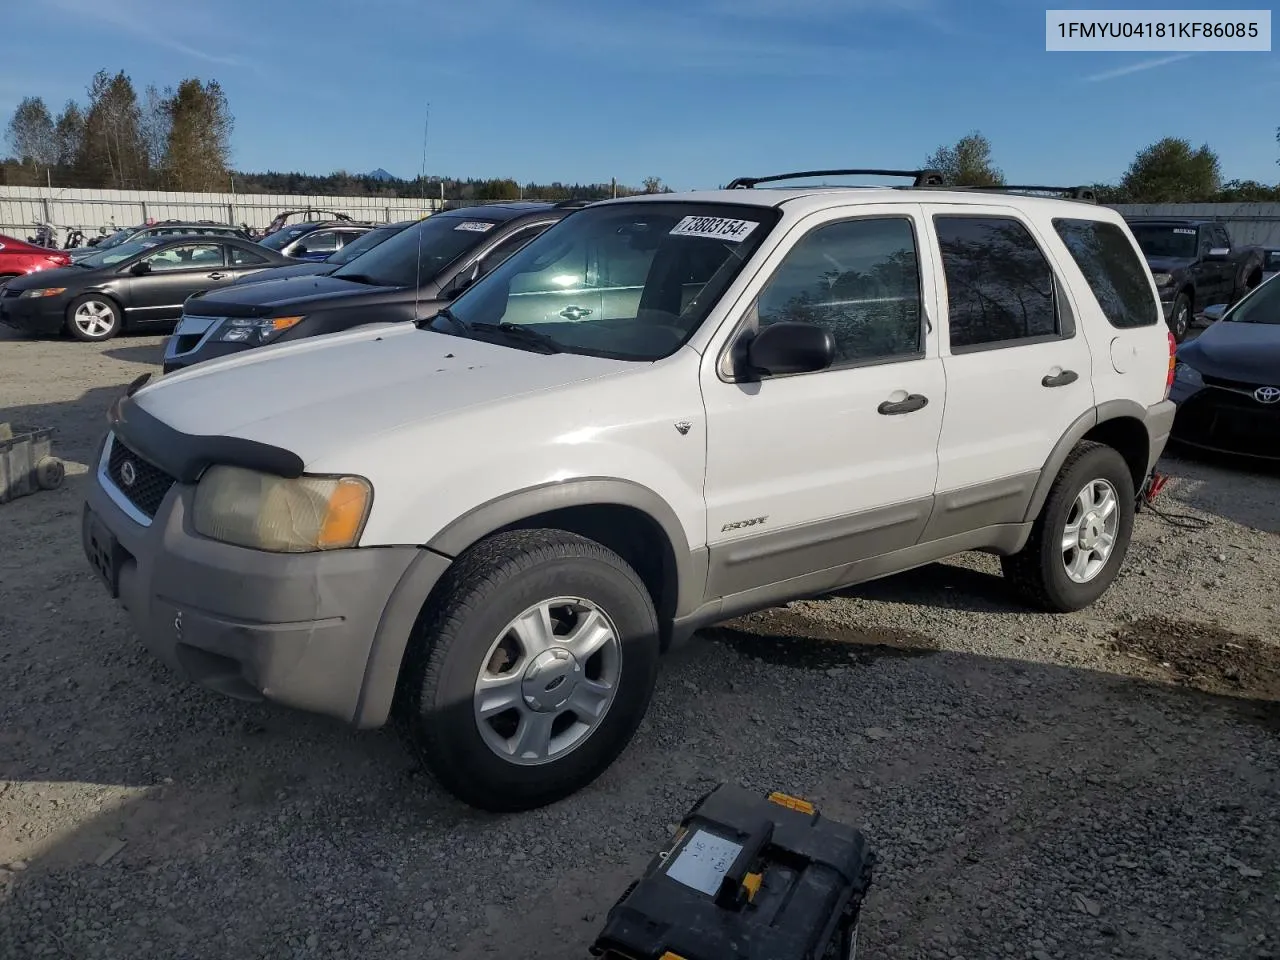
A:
[
  {"left": 877, "top": 393, "right": 928, "bottom": 415},
  {"left": 207, "top": 272, "right": 228, "bottom": 280},
  {"left": 1042, "top": 369, "right": 1078, "bottom": 388},
  {"left": 559, "top": 305, "right": 592, "bottom": 321}
]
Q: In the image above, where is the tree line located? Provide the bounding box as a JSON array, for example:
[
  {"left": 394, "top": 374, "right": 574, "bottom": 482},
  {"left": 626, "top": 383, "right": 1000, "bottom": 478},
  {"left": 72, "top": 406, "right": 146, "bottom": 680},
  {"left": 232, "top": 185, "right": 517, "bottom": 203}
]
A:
[
  {"left": 5, "top": 70, "right": 233, "bottom": 192},
  {"left": 4, "top": 68, "right": 1277, "bottom": 204},
  {"left": 923, "top": 130, "right": 1280, "bottom": 203},
  {"left": 0, "top": 67, "right": 669, "bottom": 202}
]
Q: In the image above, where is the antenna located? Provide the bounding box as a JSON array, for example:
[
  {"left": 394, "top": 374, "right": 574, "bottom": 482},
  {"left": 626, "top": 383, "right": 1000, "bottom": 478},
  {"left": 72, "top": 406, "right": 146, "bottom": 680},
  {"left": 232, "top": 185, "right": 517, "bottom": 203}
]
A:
[{"left": 415, "top": 103, "right": 429, "bottom": 324}]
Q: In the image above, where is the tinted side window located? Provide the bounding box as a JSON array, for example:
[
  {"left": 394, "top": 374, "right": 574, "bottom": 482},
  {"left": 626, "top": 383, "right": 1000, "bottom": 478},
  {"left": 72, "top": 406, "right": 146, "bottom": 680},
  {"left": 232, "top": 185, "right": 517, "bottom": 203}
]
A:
[
  {"left": 298, "top": 230, "right": 341, "bottom": 254},
  {"left": 142, "top": 243, "right": 225, "bottom": 271},
  {"left": 934, "top": 215, "right": 1058, "bottom": 350},
  {"left": 480, "top": 227, "right": 542, "bottom": 274},
  {"left": 754, "top": 216, "right": 923, "bottom": 366},
  {"left": 1213, "top": 224, "right": 1231, "bottom": 249},
  {"left": 229, "top": 245, "right": 269, "bottom": 266},
  {"left": 1052, "top": 218, "right": 1158, "bottom": 329}
]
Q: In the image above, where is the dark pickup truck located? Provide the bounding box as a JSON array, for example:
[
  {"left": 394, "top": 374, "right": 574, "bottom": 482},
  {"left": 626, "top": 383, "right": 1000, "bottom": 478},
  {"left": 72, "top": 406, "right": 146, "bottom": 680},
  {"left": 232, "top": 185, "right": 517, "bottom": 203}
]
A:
[{"left": 1123, "top": 217, "right": 1266, "bottom": 342}]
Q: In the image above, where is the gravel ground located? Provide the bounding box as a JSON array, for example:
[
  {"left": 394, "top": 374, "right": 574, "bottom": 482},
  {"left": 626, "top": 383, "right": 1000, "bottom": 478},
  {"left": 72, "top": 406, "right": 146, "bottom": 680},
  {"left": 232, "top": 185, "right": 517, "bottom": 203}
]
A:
[{"left": 1, "top": 326, "right": 1278, "bottom": 960}]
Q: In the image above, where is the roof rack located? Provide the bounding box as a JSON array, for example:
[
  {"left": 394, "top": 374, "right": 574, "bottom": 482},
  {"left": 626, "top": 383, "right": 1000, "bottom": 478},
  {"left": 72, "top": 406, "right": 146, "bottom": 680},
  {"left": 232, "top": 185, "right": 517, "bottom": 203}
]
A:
[
  {"left": 927, "top": 184, "right": 1098, "bottom": 203},
  {"left": 726, "top": 168, "right": 946, "bottom": 189}
]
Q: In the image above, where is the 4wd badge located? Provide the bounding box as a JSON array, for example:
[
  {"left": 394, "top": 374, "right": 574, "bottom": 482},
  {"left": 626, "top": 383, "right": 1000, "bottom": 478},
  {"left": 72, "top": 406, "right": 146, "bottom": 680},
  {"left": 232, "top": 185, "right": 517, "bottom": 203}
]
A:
[{"left": 722, "top": 516, "right": 767, "bottom": 532}]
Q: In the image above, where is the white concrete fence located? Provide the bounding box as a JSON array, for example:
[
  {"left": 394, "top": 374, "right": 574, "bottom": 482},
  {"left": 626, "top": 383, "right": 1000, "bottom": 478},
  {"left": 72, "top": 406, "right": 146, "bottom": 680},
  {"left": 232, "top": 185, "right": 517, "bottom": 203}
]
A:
[{"left": 0, "top": 185, "right": 444, "bottom": 243}]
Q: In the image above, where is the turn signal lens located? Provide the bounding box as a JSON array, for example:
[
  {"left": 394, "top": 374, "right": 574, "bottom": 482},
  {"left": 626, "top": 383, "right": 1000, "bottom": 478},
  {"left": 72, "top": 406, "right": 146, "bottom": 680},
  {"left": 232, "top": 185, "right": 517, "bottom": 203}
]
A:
[{"left": 1165, "top": 331, "right": 1176, "bottom": 397}]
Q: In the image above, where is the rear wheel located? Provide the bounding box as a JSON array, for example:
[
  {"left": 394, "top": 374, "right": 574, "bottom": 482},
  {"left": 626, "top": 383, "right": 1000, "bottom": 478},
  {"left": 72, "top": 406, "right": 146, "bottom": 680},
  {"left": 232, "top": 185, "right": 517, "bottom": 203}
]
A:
[
  {"left": 65, "top": 295, "right": 122, "bottom": 341},
  {"left": 1167, "top": 292, "right": 1191, "bottom": 343},
  {"left": 1001, "top": 441, "right": 1136, "bottom": 613},
  {"left": 396, "top": 528, "right": 660, "bottom": 812}
]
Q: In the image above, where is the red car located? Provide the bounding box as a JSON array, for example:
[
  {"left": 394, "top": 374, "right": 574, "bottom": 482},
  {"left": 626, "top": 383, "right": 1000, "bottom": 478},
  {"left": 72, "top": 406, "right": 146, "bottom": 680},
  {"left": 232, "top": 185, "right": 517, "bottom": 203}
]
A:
[{"left": 0, "top": 234, "right": 71, "bottom": 283}]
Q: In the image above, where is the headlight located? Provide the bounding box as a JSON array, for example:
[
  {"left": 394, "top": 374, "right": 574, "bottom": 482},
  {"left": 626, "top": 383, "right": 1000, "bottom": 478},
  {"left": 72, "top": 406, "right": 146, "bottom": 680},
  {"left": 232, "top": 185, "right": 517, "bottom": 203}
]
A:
[
  {"left": 1174, "top": 362, "right": 1203, "bottom": 387},
  {"left": 19, "top": 287, "right": 66, "bottom": 298},
  {"left": 1150, "top": 272, "right": 1173, "bottom": 288},
  {"left": 192, "top": 465, "right": 372, "bottom": 552},
  {"left": 214, "top": 315, "right": 304, "bottom": 346}
]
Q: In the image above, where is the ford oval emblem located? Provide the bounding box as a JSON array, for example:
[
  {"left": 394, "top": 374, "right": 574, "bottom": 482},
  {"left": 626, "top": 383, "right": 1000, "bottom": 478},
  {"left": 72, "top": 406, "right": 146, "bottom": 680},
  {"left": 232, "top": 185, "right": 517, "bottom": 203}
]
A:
[{"left": 119, "top": 460, "right": 137, "bottom": 487}]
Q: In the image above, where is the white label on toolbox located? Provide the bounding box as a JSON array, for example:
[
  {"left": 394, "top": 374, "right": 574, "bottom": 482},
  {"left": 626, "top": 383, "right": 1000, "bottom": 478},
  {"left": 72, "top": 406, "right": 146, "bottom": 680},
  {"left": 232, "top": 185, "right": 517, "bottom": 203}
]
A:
[
  {"left": 454, "top": 221, "right": 495, "bottom": 232},
  {"left": 669, "top": 215, "right": 759, "bottom": 242},
  {"left": 664, "top": 829, "right": 743, "bottom": 896}
]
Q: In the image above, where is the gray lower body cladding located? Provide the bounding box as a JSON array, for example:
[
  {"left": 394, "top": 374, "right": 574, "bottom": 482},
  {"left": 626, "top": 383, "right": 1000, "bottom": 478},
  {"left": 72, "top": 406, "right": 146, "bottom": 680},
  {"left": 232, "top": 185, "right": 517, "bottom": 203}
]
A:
[{"left": 82, "top": 463, "right": 443, "bottom": 729}]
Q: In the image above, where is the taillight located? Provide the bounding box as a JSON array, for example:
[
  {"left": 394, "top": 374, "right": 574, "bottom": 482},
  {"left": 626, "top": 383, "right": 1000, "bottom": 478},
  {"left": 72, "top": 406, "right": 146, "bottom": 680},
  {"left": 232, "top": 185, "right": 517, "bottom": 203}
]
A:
[{"left": 1165, "top": 331, "right": 1176, "bottom": 396}]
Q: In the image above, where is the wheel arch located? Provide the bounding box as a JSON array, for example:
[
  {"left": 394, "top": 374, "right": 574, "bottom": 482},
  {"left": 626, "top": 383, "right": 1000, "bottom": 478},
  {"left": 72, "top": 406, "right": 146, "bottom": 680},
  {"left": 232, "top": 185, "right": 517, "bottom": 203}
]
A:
[
  {"left": 1022, "top": 401, "right": 1151, "bottom": 524},
  {"left": 352, "top": 478, "right": 705, "bottom": 729}
]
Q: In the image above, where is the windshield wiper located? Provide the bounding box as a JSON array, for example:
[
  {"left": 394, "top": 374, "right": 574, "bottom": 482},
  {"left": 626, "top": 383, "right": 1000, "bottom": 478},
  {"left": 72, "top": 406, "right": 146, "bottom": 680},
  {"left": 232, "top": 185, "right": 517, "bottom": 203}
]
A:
[{"left": 473, "top": 322, "right": 563, "bottom": 354}]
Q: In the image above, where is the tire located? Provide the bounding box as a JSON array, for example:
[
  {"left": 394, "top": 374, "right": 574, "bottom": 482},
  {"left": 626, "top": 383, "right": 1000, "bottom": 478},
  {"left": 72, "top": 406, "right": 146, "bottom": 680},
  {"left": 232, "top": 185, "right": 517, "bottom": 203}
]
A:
[
  {"left": 65, "top": 295, "right": 122, "bottom": 342},
  {"left": 396, "top": 528, "right": 660, "bottom": 812},
  {"left": 1167, "top": 292, "right": 1191, "bottom": 343},
  {"left": 1001, "top": 441, "right": 1136, "bottom": 613}
]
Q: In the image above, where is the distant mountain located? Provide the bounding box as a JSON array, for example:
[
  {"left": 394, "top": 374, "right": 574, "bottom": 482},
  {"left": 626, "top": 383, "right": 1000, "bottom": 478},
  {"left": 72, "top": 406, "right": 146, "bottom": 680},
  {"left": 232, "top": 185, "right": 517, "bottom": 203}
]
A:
[{"left": 367, "top": 168, "right": 398, "bottom": 182}]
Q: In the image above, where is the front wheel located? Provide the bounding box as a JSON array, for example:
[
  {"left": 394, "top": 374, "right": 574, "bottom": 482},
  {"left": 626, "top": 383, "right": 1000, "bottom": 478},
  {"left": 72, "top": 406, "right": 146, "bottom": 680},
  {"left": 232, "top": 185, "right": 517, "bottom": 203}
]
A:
[
  {"left": 1001, "top": 441, "right": 1136, "bottom": 612},
  {"left": 396, "top": 529, "right": 660, "bottom": 812},
  {"left": 65, "top": 295, "right": 122, "bottom": 341}
]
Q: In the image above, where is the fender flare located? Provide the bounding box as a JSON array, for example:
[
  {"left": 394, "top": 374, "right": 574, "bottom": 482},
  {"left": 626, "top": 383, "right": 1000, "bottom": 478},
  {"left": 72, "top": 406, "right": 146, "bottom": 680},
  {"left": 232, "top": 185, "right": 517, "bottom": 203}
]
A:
[
  {"left": 1020, "top": 399, "right": 1150, "bottom": 524},
  {"left": 352, "top": 477, "right": 704, "bottom": 729}
]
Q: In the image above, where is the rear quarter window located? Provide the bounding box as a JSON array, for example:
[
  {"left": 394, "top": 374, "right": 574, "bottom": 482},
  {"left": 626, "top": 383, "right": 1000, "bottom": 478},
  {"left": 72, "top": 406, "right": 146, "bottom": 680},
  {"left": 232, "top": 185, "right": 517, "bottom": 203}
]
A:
[{"left": 1052, "top": 218, "right": 1159, "bottom": 329}]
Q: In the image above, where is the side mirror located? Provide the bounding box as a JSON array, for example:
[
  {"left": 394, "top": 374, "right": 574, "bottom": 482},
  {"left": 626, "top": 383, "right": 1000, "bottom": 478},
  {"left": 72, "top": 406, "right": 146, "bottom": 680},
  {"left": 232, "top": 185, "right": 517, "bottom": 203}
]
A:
[
  {"left": 129, "top": 260, "right": 152, "bottom": 275},
  {"left": 293, "top": 244, "right": 308, "bottom": 257},
  {"left": 1202, "top": 303, "right": 1227, "bottom": 322},
  {"left": 744, "top": 321, "right": 836, "bottom": 377},
  {"left": 1205, "top": 247, "right": 1231, "bottom": 261}
]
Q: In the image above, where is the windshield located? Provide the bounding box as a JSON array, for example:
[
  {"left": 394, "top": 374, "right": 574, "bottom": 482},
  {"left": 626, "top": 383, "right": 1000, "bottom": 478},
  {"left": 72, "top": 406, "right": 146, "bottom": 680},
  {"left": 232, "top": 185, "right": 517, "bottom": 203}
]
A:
[
  {"left": 331, "top": 215, "right": 501, "bottom": 287},
  {"left": 1223, "top": 274, "right": 1280, "bottom": 325},
  {"left": 438, "top": 202, "right": 780, "bottom": 361},
  {"left": 1128, "top": 223, "right": 1199, "bottom": 260},
  {"left": 76, "top": 238, "right": 162, "bottom": 268},
  {"left": 95, "top": 228, "right": 134, "bottom": 251},
  {"left": 258, "top": 225, "right": 314, "bottom": 251},
  {"left": 325, "top": 225, "right": 400, "bottom": 265}
]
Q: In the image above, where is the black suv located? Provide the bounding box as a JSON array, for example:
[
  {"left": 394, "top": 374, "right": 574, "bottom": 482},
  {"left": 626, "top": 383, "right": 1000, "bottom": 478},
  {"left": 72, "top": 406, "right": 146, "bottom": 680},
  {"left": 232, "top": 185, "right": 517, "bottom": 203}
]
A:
[{"left": 162, "top": 200, "right": 593, "bottom": 372}]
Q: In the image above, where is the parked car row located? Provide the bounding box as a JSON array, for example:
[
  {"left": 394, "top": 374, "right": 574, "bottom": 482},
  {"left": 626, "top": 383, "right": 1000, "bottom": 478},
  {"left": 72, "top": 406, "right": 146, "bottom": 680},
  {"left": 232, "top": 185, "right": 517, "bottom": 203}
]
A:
[{"left": 0, "top": 213, "right": 397, "bottom": 341}]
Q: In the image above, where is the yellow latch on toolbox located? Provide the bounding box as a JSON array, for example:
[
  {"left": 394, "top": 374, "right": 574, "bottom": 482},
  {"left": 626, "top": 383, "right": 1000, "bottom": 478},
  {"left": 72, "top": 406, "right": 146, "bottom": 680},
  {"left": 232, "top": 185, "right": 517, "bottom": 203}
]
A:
[
  {"left": 742, "top": 871, "right": 763, "bottom": 902},
  {"left": 768, "top": 791, "right": 815, "bottom": 815},
  {"left": 659, "top": 953, "right": 688, "bottom": 960}
]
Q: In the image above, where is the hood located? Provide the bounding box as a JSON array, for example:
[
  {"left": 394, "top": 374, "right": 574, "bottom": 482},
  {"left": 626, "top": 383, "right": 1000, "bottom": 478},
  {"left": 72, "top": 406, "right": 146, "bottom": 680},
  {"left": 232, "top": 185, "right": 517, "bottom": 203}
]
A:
[
  {"left": 2, "top": 263, "right": 94, "bottom": 288},
  {"left": 131, "top": 324, "right": 632, "bottom": 464},
  {"left": 184, "top": 273, "right": 403, "bottom": 317},
  {"left": 228, "top": 261, "right": 333, "bottom": 285},
  {"left": 1143, "top": 256, "right": 1196, "bottom": 273},
  {"left": 1178, "top": 320, "right": 1280, "bottom": 385}
]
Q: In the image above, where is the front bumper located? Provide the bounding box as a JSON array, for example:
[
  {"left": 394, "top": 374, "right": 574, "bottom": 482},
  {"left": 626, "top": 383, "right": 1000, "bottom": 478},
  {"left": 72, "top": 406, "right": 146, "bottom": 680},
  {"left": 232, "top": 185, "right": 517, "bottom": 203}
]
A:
[
  {"left": 82, "top": 432, "right": 425, "bottom": 725},
  {"left": 0, "top": 292, "right": 67, "bottom": 334},
  {"left": 1169, "top": 385, "right": 1280, "bottom": 460},
  {"left": 163, "top": 313, "right": 261, "bottom": 372}
]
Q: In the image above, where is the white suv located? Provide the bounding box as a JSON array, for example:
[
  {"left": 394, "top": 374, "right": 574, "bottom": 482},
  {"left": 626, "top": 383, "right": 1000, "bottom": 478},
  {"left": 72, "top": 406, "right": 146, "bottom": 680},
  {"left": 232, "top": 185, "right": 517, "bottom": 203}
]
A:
[{"left": 81, "top": 170, "right": 1176, "bottom": 812}]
